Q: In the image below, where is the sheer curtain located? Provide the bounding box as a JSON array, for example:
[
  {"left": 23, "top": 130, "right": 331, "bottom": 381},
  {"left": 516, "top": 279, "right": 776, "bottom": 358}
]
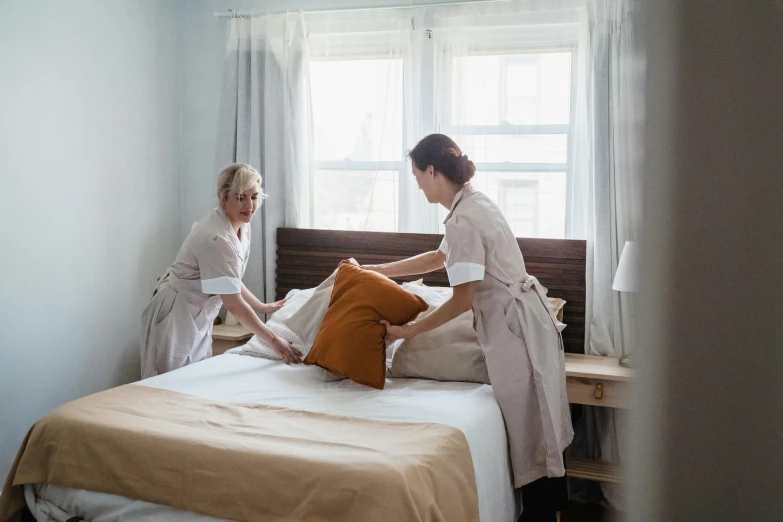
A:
[
  {"left": 433, "top": 2, "right": 582, "bottom": 236},
  {"left": 215, "top": 13, "right": 312, "bottom": 302},
  {"left": 305, "top": 9, "right": 437, "bottom": 233},
  {"left": 569, "top": 0, "right": 643, "bottom": 507},
  {"left": 573, "top": 0, "right": 642, "bottom": 368}
]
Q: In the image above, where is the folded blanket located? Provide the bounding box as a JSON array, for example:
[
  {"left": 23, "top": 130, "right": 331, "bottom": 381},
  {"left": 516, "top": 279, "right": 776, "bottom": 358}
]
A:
[{"left": 1, "top": 384, "right": 478, "bottom": 522}]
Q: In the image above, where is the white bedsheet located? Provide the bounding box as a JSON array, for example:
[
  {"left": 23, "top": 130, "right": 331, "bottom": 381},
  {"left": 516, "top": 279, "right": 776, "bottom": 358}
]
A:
[{"left": 26, "top": 353, "right": 519, "bottom": 522}]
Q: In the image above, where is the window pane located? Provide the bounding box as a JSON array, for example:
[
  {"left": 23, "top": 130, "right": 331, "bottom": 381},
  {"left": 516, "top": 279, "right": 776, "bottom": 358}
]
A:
[
  {"left": 451, "top": 52, "right": 571, "bottom": 125},
  {"left": 469, "top": 172, "right": 566, "bottom": 238},
  {"left": 310, "top": 59, "right": 403, "bottom": 161},
  {"left": 313, "top": 170, "right": 398, "bottom": 232},
  {"left": 460, "top": 134, "right": 567, "bottom": 163}
]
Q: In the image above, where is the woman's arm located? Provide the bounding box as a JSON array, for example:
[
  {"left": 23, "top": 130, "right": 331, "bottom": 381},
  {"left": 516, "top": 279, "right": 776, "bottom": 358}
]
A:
[
  {"left": 240, "top": 283, "right": 288, "bottom": 314},
  {"left": 382, "top": 281, "right": 474, "bottom": 340},
  {"left": 220, "top": 293, "right": 302, "bottom": 364},
  {"left": 365, "top": 250, "right": 446, "bottom": 278}
]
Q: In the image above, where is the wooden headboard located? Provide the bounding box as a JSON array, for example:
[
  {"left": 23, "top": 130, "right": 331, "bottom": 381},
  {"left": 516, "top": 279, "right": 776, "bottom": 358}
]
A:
[{"left": 276, "top": 228, "right": 586, "bottom": 354}]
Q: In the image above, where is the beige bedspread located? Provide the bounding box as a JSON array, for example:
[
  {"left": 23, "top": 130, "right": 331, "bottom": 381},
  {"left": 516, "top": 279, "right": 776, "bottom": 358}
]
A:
[{"left": 0, "top": 384, "right": 478, "bottom": 522}]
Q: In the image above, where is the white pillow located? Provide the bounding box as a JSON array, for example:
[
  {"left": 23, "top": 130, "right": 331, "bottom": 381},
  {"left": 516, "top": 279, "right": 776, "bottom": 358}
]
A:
[
  {"left": 239, "top": 288, "right": 314, "bottom": 360},
  {"left": 234, "top": 288, "right": 346, "bottom": 382},
  {"left": 279, "top": 260, "right": 359, "bottom": 351},
  {"left": 235, "top": 269, "right": 349, "bottom": 382},
  {"left": 387, "top": 284, "right": 490, "bottom": 384}
]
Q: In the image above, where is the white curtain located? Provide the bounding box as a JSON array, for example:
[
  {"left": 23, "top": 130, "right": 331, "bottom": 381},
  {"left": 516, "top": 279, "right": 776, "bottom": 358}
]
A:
[
  {"left": 434, "top": 2, "right": 582, "bottom": 236},
  {"left": 570, "top": 0, "right": 643, "bottom": 508},
  {"left": 574, "top": 0, "right": 643, "bottom": 370},
  {"left": 304, "top": 9, "right": 438, "bottom": 233},
  {"left": 215, "top": 14, "right": 312, "bottom": 302}
]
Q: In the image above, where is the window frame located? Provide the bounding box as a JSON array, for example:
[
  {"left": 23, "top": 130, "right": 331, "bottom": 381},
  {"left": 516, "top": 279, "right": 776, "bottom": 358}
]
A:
[
  {"left": 307, "top": 24, "right": 579, "bottom": 237},
  {"left": 438, "top": 45, "right": 577, "bottom": 238},
  {"left": 500, "top": 179, "right": 540, "bottom": 237},
  {"left": 308, "top": 51, "right": 407, "bottom": 231}
]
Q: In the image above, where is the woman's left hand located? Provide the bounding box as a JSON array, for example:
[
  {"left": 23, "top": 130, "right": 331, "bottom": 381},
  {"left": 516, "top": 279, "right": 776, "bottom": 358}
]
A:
[
  {"left": 380, "top": 320, "right": 417, "bottom": 341},
  {"left": 262, "top": 298, "right": 288, "bottom": 314}
]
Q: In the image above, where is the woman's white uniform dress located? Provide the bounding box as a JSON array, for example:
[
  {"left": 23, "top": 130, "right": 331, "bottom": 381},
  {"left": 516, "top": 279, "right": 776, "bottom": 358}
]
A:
[
  {"left": 439, "top": 184, "right": 574, "bottom": 487},
  {"left": 140, "top": 207, "right": 250, "bottom": 379}
]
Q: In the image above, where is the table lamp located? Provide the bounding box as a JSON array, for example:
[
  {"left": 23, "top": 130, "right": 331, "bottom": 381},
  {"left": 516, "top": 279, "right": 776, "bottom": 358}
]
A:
[{"left": 613, "top": 241, "right": 638, "bottom": 367}]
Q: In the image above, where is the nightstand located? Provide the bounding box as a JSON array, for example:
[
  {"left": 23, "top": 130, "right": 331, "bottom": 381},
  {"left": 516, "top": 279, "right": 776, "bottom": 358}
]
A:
[
  {"left": 211, "top": 324, "right": 253, "bottom": 356},
  {"left": 564, "top": 353, "right": 633, "bottom": 483}
]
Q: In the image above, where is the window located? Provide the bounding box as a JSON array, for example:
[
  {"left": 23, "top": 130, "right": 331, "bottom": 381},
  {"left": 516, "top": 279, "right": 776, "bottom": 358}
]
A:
[
  {"left": 501, "top": 180, "right": 539, "bottom": 237},
  {"left": 308, "top": 31, "right": 576, "bottom": 238},
  {"left": 309, "top": 58, "right": 404, "bottom": 232},
  {"left": 443, "top": 51, "right": 574, "bottom": 238}
]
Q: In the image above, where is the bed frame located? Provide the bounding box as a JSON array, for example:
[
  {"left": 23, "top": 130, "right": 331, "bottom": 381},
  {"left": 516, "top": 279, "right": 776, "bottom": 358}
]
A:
[{"left": 276, "top": 228, "right": 586, "bottom": 354}]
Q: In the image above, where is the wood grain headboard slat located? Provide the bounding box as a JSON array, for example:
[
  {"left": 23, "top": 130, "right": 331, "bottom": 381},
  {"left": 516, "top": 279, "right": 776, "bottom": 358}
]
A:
[{"left": 276, "top": 228, "right": 587, "bottom": 354}]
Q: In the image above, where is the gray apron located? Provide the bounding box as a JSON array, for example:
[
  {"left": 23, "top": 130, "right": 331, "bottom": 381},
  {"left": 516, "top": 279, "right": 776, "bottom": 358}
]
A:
[
  {"left": 140, "top": 269, "right": 223, "bottom": 379},
  {"left": 439, "top": 185, "right": 573, "bottom": 488},
  {"left": 473, "top": 274, "right": 571, "bottom": 487},
  {"left": 139, "top": 207, "right": 250, "bottom": 380}
]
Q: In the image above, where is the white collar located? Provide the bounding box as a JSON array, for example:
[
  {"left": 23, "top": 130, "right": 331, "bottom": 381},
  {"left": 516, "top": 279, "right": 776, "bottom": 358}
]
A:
[{"left": 443, "top": 183, "right": 472, "bottom": 224}]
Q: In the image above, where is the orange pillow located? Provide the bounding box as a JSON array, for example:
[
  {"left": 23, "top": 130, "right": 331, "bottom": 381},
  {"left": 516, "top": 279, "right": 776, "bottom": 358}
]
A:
[{"left": 304, "top": 261, "right": 428, "bottom": 389}]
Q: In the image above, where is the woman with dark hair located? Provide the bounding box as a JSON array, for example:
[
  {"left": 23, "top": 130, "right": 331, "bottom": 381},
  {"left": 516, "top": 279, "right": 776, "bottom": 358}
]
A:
[{"left": 367, "top": 134, "right": 572, "bottom": 521}]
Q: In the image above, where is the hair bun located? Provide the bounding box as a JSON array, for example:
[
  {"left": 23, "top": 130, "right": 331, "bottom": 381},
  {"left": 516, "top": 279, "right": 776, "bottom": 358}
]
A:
[
  {"left": 407, "top": 133, "right": 476, "bottom": 185},
  {"left": 456, "top": 153, "right": 476, "bottom": 184}
]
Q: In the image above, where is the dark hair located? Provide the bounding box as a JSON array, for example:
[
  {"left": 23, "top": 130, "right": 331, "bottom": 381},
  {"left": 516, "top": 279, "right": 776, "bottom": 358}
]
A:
[{"left": 408, "top": 134, "right": 476, "bottom": 184}]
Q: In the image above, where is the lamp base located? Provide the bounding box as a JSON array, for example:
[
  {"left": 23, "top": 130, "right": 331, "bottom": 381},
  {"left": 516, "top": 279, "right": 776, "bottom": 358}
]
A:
[{"left": 619, "top": 353, "right": 633, "bottom": 368}]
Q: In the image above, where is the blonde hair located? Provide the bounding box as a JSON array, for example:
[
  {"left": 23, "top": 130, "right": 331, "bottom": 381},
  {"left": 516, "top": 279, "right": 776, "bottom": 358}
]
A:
[{"left": 216, "top": 163, "right": 266, "bottom": 205}]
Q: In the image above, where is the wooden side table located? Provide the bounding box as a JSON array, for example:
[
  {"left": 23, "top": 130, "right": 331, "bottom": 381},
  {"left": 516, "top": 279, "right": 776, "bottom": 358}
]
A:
[
  {"left": 564, "top": 353, "right": 634, "bottom": 484},
  {"left": 211, "top": 324, "right": 253, "bottom": 356}
]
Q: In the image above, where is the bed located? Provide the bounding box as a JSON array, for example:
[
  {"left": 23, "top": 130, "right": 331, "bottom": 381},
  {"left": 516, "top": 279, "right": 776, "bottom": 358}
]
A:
[{"left": 1, "top": 228, "right": 586, "bottom": 522}]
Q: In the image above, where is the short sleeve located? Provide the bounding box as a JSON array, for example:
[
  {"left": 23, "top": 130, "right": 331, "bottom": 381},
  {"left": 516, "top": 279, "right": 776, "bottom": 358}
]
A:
[
  {"left": 442, "top": 217, "right": 486, "bottom": 286},
  {"left": 438, "top": 236, "right": 448, "bottom": 254},
  {"left": 198, "top": 235, "right": 243, "bottom": 295}
]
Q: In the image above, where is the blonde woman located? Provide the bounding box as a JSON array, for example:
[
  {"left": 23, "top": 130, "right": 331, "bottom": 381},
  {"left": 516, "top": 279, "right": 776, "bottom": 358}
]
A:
[{"left": 140, "top": 164, "right": 303, "bottom": 379}]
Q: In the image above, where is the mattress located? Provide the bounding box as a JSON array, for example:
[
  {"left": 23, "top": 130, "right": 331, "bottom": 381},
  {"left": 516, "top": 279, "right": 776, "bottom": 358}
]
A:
[{"left": 25, "top": 353, "right": 519, "bottom": 522}]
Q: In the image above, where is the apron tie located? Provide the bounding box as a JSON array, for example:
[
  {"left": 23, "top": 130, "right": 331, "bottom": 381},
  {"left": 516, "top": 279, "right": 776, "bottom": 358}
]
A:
[
  {"left": 157, "top": 267, "right": 173, "bottom": 283},
  {"left": 156, "top": 270, "right": 222, "bottom": 307},
  {"left": 510, "top": 275, "right": 567, "bottom": 333}
]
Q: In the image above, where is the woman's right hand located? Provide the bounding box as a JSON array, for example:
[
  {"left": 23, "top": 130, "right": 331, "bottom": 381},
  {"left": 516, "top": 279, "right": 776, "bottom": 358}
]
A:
[{"left": 270, "top": 335, "right": 303, "bottom": 365}]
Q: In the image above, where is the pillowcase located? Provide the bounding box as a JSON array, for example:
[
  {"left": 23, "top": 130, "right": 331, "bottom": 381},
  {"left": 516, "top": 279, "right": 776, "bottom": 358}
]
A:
[
  {"left": 279, "top": 264, "right": 343, "bottom": 351},
  {"left": 387, "top": 283, "right": 490, "bottom": 384},
  {"left": 387, "top": 284, "right": 567, "bottom": 384},
  {"left": 548, "top": 297, "right": 566, "bottom": 323},
  {"left": 239, "top": 287, "right": 313, "bottom": 359},
  {"left": 240, "top": 259, "right": 353, "bottom": 360},
  {"left": 234, "top": 286, "right": 346, "bottom": 382},
  {"left": 304, "top": 261, "right": 428, "bottom": 390}
]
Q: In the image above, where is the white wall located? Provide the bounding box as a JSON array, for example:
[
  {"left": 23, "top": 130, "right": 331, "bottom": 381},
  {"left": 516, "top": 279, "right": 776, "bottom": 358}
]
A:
[{"left": 0, "top": 0, "right": 181, "bottom": 478}]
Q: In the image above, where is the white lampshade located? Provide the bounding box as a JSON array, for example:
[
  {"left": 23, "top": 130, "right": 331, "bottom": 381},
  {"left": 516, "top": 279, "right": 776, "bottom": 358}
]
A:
[{"left": 613, "top": 241, "right": 639, "bottom": 292}]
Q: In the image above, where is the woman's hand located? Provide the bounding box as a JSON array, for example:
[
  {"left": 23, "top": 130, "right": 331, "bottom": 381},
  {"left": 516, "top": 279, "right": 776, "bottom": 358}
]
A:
[
  {"left": 261, "top": 298, "right": 288, "bottom": 314},
  {"left": 380, "top": 320, "right": 417, "bottom": 342},
  {"left": 270, "top": 335, "right": 303, "bottom": 365}
]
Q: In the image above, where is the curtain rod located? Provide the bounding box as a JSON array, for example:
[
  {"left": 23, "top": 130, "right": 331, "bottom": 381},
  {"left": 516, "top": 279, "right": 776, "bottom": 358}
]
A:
[{"left": 213, "top": 0, "right": 518, "bottom": 18}]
